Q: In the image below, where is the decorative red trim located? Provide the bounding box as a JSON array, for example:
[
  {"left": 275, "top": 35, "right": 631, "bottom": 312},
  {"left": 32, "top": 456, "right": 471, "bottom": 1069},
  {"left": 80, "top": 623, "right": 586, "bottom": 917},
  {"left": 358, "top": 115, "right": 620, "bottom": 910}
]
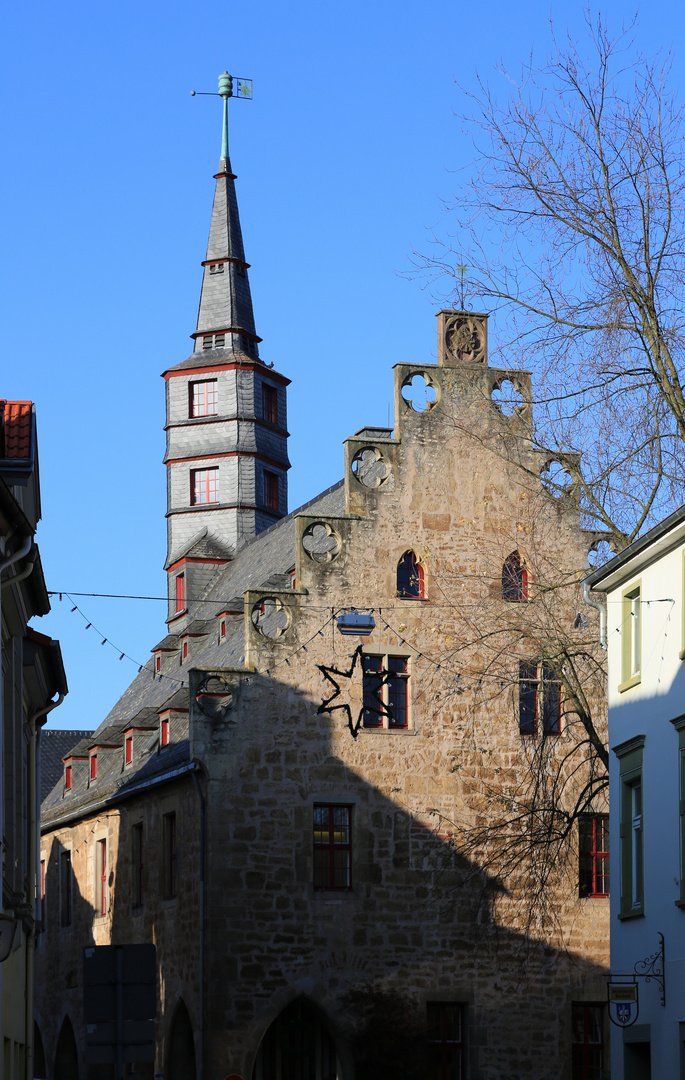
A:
[
  {"left": 201, "top": 257, "right": 251, "bottom": 269},
  {"left": 159, "top": 708, "right": 189, "bottom": 717},
  {"left": 165, "top": 450, "right": 289, "bottom": 469},
  {"left": 166, "top": 556, "right": 229, "bottom": 574},
  {"left": 166, "top": 503, "right": 282, "bottom": 518},
  {"left": 163, "top": 363, "right": 290, "bottom": 386},
  {"left": 62, "top": 755, "right": 88, "bottom": 763}
]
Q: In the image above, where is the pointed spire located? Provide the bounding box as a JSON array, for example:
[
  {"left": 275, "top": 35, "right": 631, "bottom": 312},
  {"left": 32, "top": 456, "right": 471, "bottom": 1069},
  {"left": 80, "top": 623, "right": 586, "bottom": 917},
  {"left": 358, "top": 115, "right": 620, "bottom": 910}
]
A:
[{"left": 193, "top": 72, "right": 261, "bottom": 360}]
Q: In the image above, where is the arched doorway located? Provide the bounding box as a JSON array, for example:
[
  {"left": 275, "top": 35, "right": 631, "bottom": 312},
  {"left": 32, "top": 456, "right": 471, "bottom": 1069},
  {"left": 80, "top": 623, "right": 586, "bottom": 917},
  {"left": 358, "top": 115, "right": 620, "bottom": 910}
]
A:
[
  {"left": 34, "top": 1021, "right": 47, "bottom": 1079},
  {"left": 253, "top": 999, "right": 340, "bottom": 1080},
  {"left": 54, "top": 1015, "right": 78, "bottom": 1080},
  {"left": 166, "top": 1000, "right": 197, "bottom": 1080}
]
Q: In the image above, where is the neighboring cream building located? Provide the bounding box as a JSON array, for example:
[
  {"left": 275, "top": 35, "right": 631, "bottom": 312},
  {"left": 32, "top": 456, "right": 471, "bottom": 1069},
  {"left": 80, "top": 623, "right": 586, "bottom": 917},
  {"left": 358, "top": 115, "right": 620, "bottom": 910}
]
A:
[
  {"left": 36, "top": 76, "right": 611, "bottom": 1080},
  {"left": 585, "top": 506, "right": 685, "bottom": 1079}
]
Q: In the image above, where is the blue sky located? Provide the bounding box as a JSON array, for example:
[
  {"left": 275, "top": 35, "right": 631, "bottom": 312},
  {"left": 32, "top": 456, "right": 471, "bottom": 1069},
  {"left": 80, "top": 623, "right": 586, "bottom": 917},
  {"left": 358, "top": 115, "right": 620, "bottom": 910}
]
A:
[{"left": 1, "top": 0, "right": 681, "bottom": 730}]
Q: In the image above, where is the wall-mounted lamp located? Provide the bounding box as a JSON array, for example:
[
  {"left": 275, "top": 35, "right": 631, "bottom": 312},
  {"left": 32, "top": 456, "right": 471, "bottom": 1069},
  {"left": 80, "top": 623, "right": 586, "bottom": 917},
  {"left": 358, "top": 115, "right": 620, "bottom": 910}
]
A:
[{"left": 336, "top": 612, "right": 375, "bottom": 636}]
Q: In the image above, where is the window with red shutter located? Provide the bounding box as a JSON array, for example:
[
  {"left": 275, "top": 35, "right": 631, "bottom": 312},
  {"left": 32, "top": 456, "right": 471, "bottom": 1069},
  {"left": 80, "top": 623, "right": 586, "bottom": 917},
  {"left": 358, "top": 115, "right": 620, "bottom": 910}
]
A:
[{"left": 175, "top": 574, "right": 185, "bottom": 613}]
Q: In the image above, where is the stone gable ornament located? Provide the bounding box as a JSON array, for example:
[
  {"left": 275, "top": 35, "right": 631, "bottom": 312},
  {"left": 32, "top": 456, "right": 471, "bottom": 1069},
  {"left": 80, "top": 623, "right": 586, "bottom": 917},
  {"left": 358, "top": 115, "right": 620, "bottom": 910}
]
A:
[
  {"left": 195, "top": 675, "right": 234, "bottom": 722},
  {"left": 445, "top": 314, "right": 485, "bottom": 364}
]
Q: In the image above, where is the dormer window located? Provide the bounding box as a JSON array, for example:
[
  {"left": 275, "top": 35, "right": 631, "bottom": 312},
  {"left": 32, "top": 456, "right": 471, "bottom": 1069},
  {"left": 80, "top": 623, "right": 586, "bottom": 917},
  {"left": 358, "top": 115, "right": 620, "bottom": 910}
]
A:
[
  {"left": 155, "top": 652, "right": 161, "bottom": 674},
  {"left": 90, "top": 755, "right": 97, "bottom": 781},
  {"left": 65, "top": 764, "right": 72, "bottom": 790},
  {"left": 175, "top": 574, "right": 185, "bottom": 613},
  {"left": 182, "top": 639, "right": 188, "bottom": 660},
  {"left": 161, "top": 717, "right": 169, "bottom": 747},
  {"left": 219, "top": 618, "right": 226, "bottom": 639},
  {"left": 125, "top": 736, "right": 133, "bottom": 765}
]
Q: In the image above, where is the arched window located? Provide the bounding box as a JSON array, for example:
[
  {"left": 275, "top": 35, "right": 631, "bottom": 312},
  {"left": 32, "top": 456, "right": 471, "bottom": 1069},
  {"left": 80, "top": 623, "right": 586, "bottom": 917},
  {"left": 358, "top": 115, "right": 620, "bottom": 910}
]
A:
[
  {"left": 166, "top": 1000, "right": 197, "bottom": 1080},
  {"left": 397, "top": 551, "right": 424, "bottom": 598},
  {"left": 502, "top": 551, "right": 527, "bottom": 602},
  {"left": 54, "top": 1016, "right": 79, "bottom": 1080}
]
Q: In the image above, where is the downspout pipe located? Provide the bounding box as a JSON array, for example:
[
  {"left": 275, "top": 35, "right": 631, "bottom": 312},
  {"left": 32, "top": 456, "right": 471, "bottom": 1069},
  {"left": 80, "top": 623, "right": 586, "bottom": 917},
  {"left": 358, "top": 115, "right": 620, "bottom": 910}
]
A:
[
  {"left": 582, "top": 579, "right": 607, "bottom": 650},
  {"left": 1, "top": 549, "right": 36, "bottom": 591},
  {"left": 191, "top": 768, "right": 206, "bottom": 1080}
]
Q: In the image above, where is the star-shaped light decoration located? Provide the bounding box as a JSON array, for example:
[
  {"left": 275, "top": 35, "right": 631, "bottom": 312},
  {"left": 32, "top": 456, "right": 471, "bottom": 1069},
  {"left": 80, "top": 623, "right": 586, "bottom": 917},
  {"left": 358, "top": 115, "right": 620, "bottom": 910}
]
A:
[{"left": 317, "top": 645, "right": 392, "bottom": 738}]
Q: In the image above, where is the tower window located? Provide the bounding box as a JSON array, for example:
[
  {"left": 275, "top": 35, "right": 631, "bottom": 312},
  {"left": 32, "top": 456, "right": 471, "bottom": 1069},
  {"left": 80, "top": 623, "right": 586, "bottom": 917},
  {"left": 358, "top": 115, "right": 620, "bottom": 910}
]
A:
[
  {"left": 202, "top": 335, "right": 213, "bottom": 350},
  {"left": 579, "top": 814, "right": 610, "bottom": 898},
  {"left": 209, "top": 262, "right": 225, "bottom": 274},
  {"left": 175, "top": 573, "right": 185, "bottom": 613},
  {"left": 264, "top": 470, "right": 279, "bottom": 511},
  {"left": 214, "top": 333, "right": 225, "bottom": 347},
  {"left": 189, "top": 380, "right": 218, "bottom": 418},
  {"left": 191, "top": 467, "right": 219, "bottom": 505},
  {"left": 502, "top": 551, "right": 527, "bottom": 602},
  {"left": 397, "top": 551, "right": 424, "bottom": 598},
  {"left": 262, "top": 384, "right": 278, "bottom": 425}
]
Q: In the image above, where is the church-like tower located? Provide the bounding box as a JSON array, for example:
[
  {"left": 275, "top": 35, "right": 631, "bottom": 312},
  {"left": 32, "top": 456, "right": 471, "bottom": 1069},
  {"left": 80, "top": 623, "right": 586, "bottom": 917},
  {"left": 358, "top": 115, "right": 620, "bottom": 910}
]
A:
[{"left": 162, "top": 73, "right": 290, "bottom": 626}]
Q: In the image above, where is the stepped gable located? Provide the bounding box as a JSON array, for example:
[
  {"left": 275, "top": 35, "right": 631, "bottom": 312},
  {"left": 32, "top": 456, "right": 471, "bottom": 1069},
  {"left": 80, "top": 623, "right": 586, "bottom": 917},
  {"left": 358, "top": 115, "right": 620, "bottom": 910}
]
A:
[{"left": 41, "top": 730, "right": 93, "bottom": 802}]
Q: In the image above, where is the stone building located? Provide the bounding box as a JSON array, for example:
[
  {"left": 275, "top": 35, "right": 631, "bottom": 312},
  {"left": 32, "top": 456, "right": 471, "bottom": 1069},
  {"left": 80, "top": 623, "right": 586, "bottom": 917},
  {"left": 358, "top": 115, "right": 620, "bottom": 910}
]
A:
[
  {"left": 37, "top": 78, "right": 610, "bottom": 1080},
  {"left": 0, "top": 400, "right": 68, "bottom": 1080}
]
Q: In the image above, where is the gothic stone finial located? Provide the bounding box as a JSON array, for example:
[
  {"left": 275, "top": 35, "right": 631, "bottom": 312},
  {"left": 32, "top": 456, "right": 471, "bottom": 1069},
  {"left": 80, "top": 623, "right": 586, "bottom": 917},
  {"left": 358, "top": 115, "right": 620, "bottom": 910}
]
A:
[{"left": 436, "top": 310, "right": 489, "bottom": 366}]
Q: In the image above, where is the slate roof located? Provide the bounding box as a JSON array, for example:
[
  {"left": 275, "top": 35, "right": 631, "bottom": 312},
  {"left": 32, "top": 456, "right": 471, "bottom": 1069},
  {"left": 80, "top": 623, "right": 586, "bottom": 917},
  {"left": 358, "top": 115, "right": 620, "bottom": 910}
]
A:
[
  {"left": 41, "top": 479, "right": 345, "bottom": 826},
  {"left": 41, "top": 730, "right": 93, "bottom": 802}
]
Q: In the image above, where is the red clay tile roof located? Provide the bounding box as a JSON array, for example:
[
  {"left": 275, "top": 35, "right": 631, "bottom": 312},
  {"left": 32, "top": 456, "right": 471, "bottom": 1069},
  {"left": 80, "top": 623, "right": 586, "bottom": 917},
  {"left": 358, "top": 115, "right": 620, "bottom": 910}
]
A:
[{"left": 1, "top": 401, "right": 32, "bottom": 458}]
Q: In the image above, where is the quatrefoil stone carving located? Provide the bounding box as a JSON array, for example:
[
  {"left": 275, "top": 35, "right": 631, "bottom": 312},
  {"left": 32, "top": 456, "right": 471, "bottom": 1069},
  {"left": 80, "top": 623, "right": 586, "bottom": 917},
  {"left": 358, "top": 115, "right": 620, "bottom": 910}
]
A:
[
  {"left": 251, "top": 597, "right": 290, "bottom": 639},
  {"left": 302, "top": 522, "right": 341, "bottom": 563},
  {"left": 351, "top": 447, "right": 389, "bottom": 489}
]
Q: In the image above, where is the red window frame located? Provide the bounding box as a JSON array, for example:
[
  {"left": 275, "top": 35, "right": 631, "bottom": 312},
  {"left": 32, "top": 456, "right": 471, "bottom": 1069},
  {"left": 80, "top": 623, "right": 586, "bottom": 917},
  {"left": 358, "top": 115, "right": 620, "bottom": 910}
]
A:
[
  {"left": 65, "top": 764, "right": 72, "bottom": 790},
  {"left": 362, "top": 654, "right": 409, "bottom": 729},
  {"left": 182, "top": 639, "right": 188, "bottom": 660},
  {"left": 125, "top": 736, "right": 133, "bottom": 765},
  {"left": 40, "top": 859, "right": 46, "bottom": 904},
  {"left": 262, "top": 383, "right": 278, "bottom": 425},
  {"left": 502, "top": 551, "right": 528, "bottom": 602},
  {"left": 571, "top": 1004, "right": 604, "bottom": 1080},
  {"left": 97, "top": 839, "right": 107, "bottom": 916},
  {"left": 220, "top": 618, "right": 226, "bottom": 638},
  {"left": 263, "top": 470, "right": 279, "bottom": 511},
  {"left": 313, "top": 805, "right": 352, "bottom": 891},
  {"left": 161, "top": 717, "right": 169, "bottom": 747},
  {"left": 175, "top": 573, "right": 185, "bottom": 613},
  {"left": 519, "top": 662, "right": 561, "bottom": 735},
  {"left": 189, "top": 379, "right": 218, "bottom": 418},
  {"left": 132, "top": 823, "right": 143, "bottom": 908},
  {"left": 427, "top": 1002, "right": 464, "bottom": 1080},
  {"left": 397, "top": 551, "right": 424, "bottom": 598},
  {"left": 190, "top": 467, "right": 219, "bottom": 505},
  {"left": 579, "top": 815, "right": 610, "bottom": 898},
  {"left": 60, "top": 850, "right": 72, "bottom": 927},
  {"left": 164, "top": 813, "right": 177, "bottom": 899},
  {"left": 90, "top": 754, "right": 98, "bottom": 781}
]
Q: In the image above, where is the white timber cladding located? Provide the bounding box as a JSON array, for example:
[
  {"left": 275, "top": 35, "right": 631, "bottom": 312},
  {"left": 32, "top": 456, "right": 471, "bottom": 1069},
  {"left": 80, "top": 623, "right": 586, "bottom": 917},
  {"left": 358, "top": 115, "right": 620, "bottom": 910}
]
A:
[{"left": 598, "top": 525, "right": 685, "bottom": 1079}]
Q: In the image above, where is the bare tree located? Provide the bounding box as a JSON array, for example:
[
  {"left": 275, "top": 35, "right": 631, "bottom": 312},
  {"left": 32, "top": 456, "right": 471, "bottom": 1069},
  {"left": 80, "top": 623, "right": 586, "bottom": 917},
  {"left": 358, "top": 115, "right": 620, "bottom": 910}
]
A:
[{"left": 416, "top": 13, "right": 685, "bottom": 545}]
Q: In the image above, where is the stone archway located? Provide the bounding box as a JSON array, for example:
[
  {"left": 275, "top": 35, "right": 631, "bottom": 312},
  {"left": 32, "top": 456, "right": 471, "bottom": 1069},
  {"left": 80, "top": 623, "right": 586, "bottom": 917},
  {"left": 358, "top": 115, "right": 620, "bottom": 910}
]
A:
[
  {"left": 252, "top": 998, "right": 340, "bottom": 1080},
  {"left": 166, "top": 999, "right": 197, "bottom": 1080},
  {"left": 54, "top": 1015, "right": 79, "bottom": 1080},
  {"left": 34, "top": 1021, "right": 48, "bottom": 1079}
]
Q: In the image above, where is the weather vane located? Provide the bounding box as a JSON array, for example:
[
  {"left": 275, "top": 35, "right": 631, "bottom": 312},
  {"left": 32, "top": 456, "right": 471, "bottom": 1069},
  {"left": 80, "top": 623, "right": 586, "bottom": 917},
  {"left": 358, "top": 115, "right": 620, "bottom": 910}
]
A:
[
  {"left": 191, "top": 71, "right": 253, "bottom": 159},
  {"left": 456, "top": 261, "right": 468, "bottom": 310}
]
